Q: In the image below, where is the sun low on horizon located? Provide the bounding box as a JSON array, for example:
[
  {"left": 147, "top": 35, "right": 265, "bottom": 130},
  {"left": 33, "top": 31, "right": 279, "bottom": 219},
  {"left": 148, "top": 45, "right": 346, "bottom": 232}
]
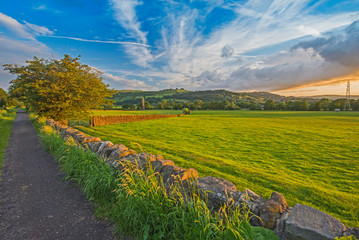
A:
[{"left": 1, "top": 0, "right": 359, "bottom": 97}]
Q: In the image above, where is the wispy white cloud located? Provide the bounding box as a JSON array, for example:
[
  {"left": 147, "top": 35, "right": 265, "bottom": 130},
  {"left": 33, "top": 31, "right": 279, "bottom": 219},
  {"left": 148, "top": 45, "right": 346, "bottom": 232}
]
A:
[
  {"left": 109, "top": 0, "right": 154, "bottom": 67},
  {"left": 0, "top": 35, "right": 53, "bottom": 89},
  {"left": 49, "top": 35, "right": 152, "bottom": 47},
  {"left": 103, "top": 72, "right": 158, "bottom": 90},
  {"left": 0, "top": 12, "right": 35, "bottom": 40},
  {"left": 33, "top": 4, "right": 47, "bottom": 10},
  {"left": 0, "top": 12, "right": 53, "bottom": 89},
  {"left": 24, "top": 21, "right": 53, "bottom": 36},
  {"left": 109, "top": 0, "right": 147, "bottom": 43}
]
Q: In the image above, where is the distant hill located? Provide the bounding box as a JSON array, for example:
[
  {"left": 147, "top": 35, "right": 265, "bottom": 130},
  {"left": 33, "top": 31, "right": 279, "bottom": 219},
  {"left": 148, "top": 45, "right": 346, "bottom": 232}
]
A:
[{"left": 112, "top": 89, "right": 301, "bottom": 106}]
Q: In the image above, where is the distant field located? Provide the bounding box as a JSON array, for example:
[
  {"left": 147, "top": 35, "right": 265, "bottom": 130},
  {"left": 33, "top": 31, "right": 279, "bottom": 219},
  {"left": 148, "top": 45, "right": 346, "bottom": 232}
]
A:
[{"left": 77, "top": 110, "right": 359, "bottom": 226}]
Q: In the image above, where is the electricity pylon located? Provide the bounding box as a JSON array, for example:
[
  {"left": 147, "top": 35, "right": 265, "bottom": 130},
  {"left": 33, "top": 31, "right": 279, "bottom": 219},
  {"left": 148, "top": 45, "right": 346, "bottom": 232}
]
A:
[{"left": 344, "top": 81, "right": 351, "bottom": 111}]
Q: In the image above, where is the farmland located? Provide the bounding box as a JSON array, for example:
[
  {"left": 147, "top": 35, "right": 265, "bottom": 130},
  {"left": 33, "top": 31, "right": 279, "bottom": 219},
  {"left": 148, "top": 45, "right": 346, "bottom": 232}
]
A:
[{"left": 77, "top": 110, "right": 359, "bottom": 227}]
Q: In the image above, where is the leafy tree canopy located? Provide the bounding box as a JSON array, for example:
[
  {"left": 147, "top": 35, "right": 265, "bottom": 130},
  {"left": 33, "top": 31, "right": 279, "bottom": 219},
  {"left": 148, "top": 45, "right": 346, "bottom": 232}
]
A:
[
  {"left": 0, "top": 88, "right": 7, "bottom": 107},
  {"left": 4, "top": 55, "right": 114, "bottom": 120}
]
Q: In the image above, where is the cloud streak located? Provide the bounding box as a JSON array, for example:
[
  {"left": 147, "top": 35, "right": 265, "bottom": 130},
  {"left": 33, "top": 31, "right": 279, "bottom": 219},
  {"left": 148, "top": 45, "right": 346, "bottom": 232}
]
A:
[
  {"left": 48, "top": 35, "right": 152, "bottom": 47},
  {"left": 109, "top": 0, "right": 154, "bottom": 67},
  {"left": 0, "top": 12, "right": 35, "bottom": 40}
]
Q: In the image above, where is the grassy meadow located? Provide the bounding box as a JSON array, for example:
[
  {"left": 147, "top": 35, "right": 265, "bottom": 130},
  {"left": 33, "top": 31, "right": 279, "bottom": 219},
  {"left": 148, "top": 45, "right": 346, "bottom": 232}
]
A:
[{"left": 77, "top": 110, "right": 359, "bottom": 226}]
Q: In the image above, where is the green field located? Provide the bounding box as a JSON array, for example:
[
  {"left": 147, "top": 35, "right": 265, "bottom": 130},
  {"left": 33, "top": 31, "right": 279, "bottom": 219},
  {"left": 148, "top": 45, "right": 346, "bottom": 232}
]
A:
[{"left": 77, "top": 110, "right": 359, "bottom": 226}]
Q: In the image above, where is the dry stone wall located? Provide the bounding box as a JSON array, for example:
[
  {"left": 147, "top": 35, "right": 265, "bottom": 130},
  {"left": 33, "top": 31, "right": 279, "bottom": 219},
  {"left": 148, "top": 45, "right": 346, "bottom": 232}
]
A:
[
  {"left": 89, "top": 114, "right": 183, "bottom": 127},
  {"left": 46, "top": 119, "right": 359, "bottom": 240}
]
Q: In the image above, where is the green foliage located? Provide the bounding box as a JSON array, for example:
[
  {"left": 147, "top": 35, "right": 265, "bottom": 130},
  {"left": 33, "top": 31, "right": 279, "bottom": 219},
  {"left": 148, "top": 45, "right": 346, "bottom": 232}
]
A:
[
  {"left": 336, "top": 236, "right": 358, "bottom": 240},
  {"left": 0, "top": 109, "right": 16, "bottom": 174},
  {"left": 183, "top": 108, "right": 190, "bottom": 114},
  {"left": 264, "top": 100, "right": 276, "bottom": 110},
  {"left": 112, "top": 89, "right": 298, "bottom": 109},
  {"left": 77, "top": 110, "right": 359, "bottom": 227},
  {"left": 4, "top": 55, "right": 114, "bottom": 121},
  {"left": 0, "top": 88, "right": 7, "bottom": 108},
  {"left": 37, "top": 122, "right": 279, "bottom": 240}
]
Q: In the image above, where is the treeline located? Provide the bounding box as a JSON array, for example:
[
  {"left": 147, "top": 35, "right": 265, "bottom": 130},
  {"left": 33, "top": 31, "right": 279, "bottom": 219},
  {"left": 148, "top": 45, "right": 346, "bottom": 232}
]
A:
[
  {"left": 121, "top": 98, "right": 359, "bottom": 111},
  {"left": 112, "top": 89, "right": 299, "bottom": 107},
  {"left": 264, "top": 98, "right": 359, "bottom": 111}
]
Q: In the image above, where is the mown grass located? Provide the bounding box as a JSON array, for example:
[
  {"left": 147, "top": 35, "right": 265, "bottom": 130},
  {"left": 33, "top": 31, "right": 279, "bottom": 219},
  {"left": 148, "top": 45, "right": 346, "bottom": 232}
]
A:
[
  {"left": 0, "top": 109, "right": 16, "bottom": 173},
  {"left": 76, "top": 110, "right": 359, "bottom": 227},
  {"left": 36, "top": 120, "right": 278, "bottom": 240}
]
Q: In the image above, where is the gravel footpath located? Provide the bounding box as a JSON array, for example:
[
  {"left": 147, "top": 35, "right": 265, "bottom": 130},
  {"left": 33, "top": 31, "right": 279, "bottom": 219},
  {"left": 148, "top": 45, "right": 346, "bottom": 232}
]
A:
[{"left": 0, "top": 111, "right": 117, "bottom": 240}]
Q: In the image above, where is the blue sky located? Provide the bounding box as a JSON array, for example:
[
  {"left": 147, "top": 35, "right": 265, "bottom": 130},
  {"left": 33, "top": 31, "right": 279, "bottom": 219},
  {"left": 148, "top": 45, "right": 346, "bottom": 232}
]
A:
[{"left": 1, "top": 0, "right": 359, "bottom": 96}]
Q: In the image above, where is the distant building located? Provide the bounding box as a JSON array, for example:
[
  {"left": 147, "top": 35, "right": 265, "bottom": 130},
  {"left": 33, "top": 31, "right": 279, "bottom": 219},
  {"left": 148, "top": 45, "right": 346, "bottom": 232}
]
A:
[{"left": 334, "top": 109, "right": 340, "bottom": 112}]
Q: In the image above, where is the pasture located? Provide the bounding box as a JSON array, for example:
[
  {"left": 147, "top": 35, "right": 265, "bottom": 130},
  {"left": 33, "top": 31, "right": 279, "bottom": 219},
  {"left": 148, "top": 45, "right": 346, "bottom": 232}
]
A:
[{"left": 77, "top": 110, "right": 359, "bottom": 226}]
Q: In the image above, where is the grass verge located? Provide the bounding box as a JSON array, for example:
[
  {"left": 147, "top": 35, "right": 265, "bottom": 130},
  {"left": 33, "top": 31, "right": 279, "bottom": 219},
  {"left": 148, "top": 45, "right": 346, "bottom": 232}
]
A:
[
  {"left": 0, "top": 109, "right": 16, "bottom": 175},
  {"left": 34, "top": 117, "right": 279, "bottom": 240}
]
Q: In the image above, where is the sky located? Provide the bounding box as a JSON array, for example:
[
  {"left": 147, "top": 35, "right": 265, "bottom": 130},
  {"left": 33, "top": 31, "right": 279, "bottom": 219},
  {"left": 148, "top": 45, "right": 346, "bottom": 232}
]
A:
[{"left": 1, "top": 0, "right": 359, "bottom": 96}]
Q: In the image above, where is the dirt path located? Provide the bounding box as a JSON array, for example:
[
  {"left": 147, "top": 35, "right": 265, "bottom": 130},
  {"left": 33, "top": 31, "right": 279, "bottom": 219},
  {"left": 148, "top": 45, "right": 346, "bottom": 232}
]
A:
[{"left": 0, "top": 111, "right": 115, "bottom": 239}]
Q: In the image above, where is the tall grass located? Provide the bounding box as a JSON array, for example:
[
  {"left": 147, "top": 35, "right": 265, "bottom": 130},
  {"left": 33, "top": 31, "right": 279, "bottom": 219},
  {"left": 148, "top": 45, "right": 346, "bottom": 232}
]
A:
[{"left": 37, "top": 122, "right": 278, "bottom": 240}]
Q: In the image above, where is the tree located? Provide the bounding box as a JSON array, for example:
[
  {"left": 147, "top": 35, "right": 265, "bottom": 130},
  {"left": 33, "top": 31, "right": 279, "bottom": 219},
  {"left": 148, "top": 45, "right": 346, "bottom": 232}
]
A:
[
  {"left": 328, "top": 99, "right": 345, "bottom": 111},
  {"left": 157, "top": 100, "right": 170, "bottom": 109},
  {"left": 4, "top": 55, "right": 114, "bottom": 121},
  {"left": 264, "top": 100, "right": 276, "bottom": 110},
  {"left": 294, "top": 100, "right": 309, "bottom": 111},
  {"left": 144, "top": 101, "right": 151, "bottom": 109},
  {"left": 277, "top": 101, "right": 287, "bottom": 110},
  {"left": 0, "top": 88, "right": 7, "bottom": 108}
]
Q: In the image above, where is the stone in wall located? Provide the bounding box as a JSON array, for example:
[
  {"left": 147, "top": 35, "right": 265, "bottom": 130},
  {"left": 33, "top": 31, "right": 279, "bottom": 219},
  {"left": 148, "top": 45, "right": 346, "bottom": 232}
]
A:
[
  {"left": 79, "top": 136, "right": 101, "bottom": 144},
  {"left": 101, "top": 144, "right": 127, "bottom": 159},
  {"left": 195, "top": 176, "right": 238, "bottom": 211},
  {"left": 97, "top": 141, "right": 114, "bottom": 155},
  {"left": 86, "top": 141, "right": 104, "bottom": 153},
  {"left": 151, "top": 159, "right": 175, "bottom": 173},
  {"left": 108, "top": 148, "right": 137, "bottom": 164},
  {"left": 260, "top": 192, "right": 288, "bottom": 230},
  {"left": 118, "top": 153, "right": 164, "bottom": 170},
  {"left": 281, "top": 204, "right": 355, "bottom": 240},
  {"left": 274, "top": 207, "right": 292, "bottom": 240},
  {"left": 160, "top": 165, "right": 198, "bottom": 186},
  {"left": 232, "top": 189, "right": 266, "bottom": 226}
]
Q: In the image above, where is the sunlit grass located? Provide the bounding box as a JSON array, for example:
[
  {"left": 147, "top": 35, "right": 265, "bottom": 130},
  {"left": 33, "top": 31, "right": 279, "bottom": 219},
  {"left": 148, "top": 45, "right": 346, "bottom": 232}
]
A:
[
  {"left": 77, "top": 110, "right": 359, "bottom": 227},
  {"left": 0, "top": 109, "right": 16, "bottom": 173}
]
